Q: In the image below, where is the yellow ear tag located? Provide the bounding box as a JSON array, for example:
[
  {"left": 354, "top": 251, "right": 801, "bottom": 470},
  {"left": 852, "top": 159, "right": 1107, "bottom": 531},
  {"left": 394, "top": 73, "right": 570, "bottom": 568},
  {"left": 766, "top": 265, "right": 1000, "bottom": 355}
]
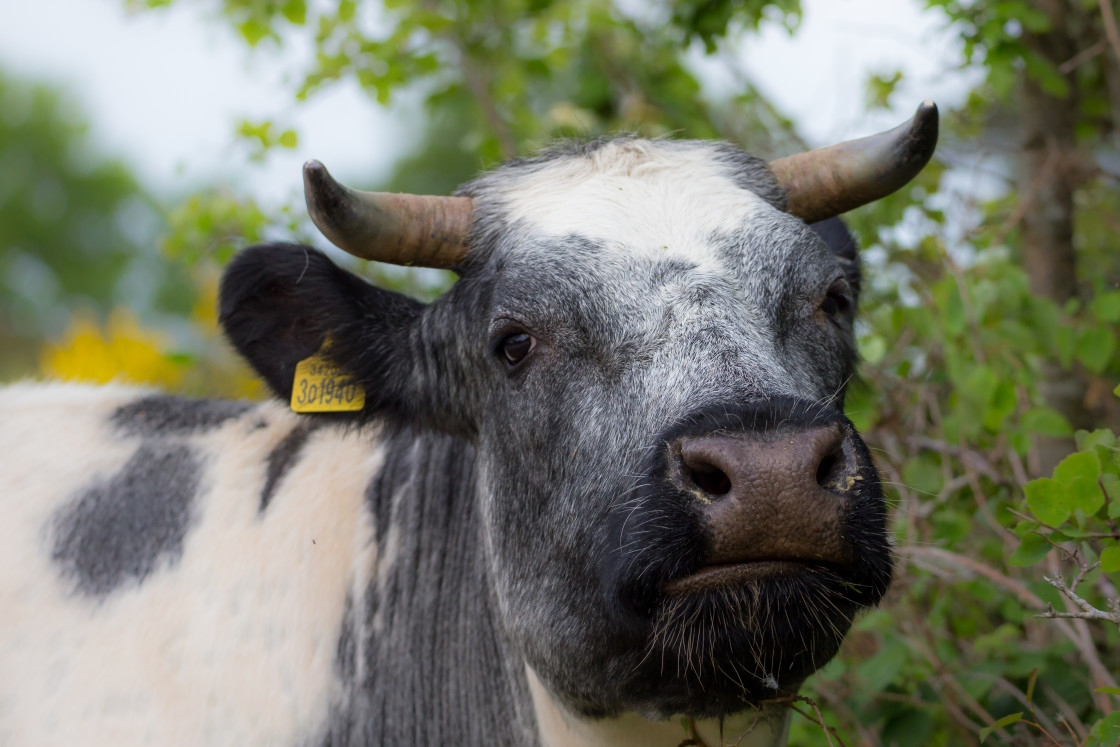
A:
[{"left": 290, "top": 344, "right": 365, "bottom": 413}]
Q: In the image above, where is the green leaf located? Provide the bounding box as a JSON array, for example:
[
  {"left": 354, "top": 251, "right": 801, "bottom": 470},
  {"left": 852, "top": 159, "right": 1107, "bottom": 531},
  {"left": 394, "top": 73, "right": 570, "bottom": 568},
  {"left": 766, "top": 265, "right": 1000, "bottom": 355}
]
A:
[
  {"left": 855, "top": 638, "right": 909, "bottom": 694},
  {"left": 1077, "top": 429, "right": 1117, "bottom": 451},
  {"left": 1025, "top": 667, "right": 1038, "bottom": 704},
  {"left": 984, "top": 379, "right": 1017, "bottom": 432},
  {"left": 944, "top": 286, "right": 967, "bottom": 336},
  {"left": 278, "top": 129, "right": 299, "bottom": 148},
  {"left": 1022, "top": 11, "right": 1052, "bottom": 33},
  {"left": 282, "top": 0, "right": 307, "bottom": 25},
  {"left": 1104, "top": 475, "right": 1120, "bottom": 519},
  {"left": 1086, "top": 711, "right": 1120, "bottom": 747},
  {"left": 1101, "top": 546, "right": 1120, "bottom": 573},
  {"left": 1054, "top": 450, "right": 1101, "bottom": 484},
  {"left": 904, "top": 457, "right": 942, "bottom": 497},
  {"left": 1022, "top": 407, "right": 1072, "bottom": 438},
  {"left": 1024, "top": 478, "right": 1070, "bottom": 526},
  {"left": 1090, "top": 291, "right": 1120, "bottom": 323},
  {"left": 1009, "top": 532, "right": 1052, "bottom": 566},
  {"left": 1077, "top": 326, "right": 1115, "bottom": 373},
  {"left": 861, "top": 335, "right": 887, "bottom": 365},
  {"left": 979, "top": 712, "right": 1022, "bottom": 743},
  {"left": 1067, "top": 475, "right": 1105, "bottom": 515},
  {"left": 866, "top": 70, "right": 903, "bottom": 109},
  {"left": 1094, "top": 686, "right": 1120, "bottom": 695},
  {"left": 238, "top": 19, "right": 270, "bottom": 46}
]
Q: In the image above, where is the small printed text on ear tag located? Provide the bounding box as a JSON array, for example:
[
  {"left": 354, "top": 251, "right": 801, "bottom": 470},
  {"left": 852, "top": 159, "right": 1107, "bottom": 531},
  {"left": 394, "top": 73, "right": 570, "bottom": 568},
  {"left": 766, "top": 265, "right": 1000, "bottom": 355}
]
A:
[{"left": 290, "top": 345, "right": 365, "bottom": 413}]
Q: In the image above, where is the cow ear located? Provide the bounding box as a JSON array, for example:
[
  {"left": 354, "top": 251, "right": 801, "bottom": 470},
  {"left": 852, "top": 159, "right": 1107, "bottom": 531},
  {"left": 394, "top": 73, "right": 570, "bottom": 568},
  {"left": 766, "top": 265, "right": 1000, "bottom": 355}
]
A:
[
  {"left": 809, "top": 217, "right": 861, "bottom": 299},
  {"left": 218, "top": 243, "right": 423, "bottom": 422}
]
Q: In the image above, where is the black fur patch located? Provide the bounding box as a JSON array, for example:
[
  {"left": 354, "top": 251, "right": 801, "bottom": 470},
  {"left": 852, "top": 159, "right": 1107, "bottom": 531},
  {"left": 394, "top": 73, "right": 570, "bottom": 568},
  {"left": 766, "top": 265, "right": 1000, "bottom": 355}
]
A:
[
  {"left": 51, "top": 444, "right": 201, "bottom": 596},
  {"left": 113, "top": 395, "right": 252, "bottom": 436},
  {"left": 259, "top": 422, "right": 318, "bottom": 514},
  {"left": 218, "top": 244, "right": 429, "bottom": 427},
  {"left": 809, "top": 216, "right": 858, "bottom": 261}
]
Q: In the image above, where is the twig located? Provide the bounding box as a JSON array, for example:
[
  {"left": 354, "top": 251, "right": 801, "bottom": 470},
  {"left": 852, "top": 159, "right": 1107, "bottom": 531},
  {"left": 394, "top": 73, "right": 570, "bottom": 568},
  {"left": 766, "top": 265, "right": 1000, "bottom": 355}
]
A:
[
  {"left": 1004, "top": 508, "right": 1120, "bottom": 540},
  {"left": 987, "top": 676, "right": 1064, "bottom": 742},
  {"left": 909, "top": 437, "right": 1008, "bottom": 486},
  {"left": 1037, "top": 573, "right": 1120, "bottom": 627},
  {"left": 900, "top": 546, "right": 1119, "bottom": 694},
  {"left": 764, "top": 695, "right": 842, "bottom": 747},
  {"left": 913, "top": 625, "right": 999, "bottom": 737},
  {"left": 1099, "top": 0, "right": 1120, "bottom": 69},
  {"left": 1059, "top": 39, "right": 1106, "bottom": 74},
  {"left": 1041, "top": 683, "right": 1089, "bottom": 742},
  {"left": 677, "top": 717, "right": 712, "bottom": 747},
  {"left": 813, "top": 684, "right": 881, "bottom": 747}
]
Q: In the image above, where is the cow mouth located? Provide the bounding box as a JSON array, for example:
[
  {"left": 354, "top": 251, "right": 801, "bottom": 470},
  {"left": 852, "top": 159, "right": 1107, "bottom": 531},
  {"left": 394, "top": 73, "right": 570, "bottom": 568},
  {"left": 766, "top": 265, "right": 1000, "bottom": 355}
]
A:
[{"left": 662, "top": 559, "right": 827, "bottom": 594}]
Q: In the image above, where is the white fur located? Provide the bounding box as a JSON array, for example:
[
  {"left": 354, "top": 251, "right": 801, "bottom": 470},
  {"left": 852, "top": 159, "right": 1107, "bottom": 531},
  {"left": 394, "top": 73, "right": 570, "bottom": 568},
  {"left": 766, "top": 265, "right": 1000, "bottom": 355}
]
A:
[
  {"left": 0, "top": 383, "right": 382, "bottom": 747},
  {"left": 497, "top": 140, "right": 778, "bottom": 270}
]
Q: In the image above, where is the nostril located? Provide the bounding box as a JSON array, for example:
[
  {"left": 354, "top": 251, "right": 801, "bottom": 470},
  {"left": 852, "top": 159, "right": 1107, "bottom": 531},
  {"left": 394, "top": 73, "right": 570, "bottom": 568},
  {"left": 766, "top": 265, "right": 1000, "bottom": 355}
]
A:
[
  {"left": 687, "top": 463, "right": 733, "bottom": 496},
  {"left": 815, "top": 441, "right": 849, "bottom": 491},
  {"left": 683, "top": 457, "right": 733, "bottom": 497}
]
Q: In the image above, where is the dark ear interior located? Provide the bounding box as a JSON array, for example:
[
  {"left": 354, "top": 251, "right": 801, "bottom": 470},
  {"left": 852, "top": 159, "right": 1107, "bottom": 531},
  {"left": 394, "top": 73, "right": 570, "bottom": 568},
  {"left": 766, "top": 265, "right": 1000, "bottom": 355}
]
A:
[
  {"left": 218, "top": 243, "right": 424, "bottom": 420},
  {"left": 809, "top": 217, "right": 857, "bottom": 261},
  {"left": 809, "top": 217, "right": 861, "bottom": 299}
]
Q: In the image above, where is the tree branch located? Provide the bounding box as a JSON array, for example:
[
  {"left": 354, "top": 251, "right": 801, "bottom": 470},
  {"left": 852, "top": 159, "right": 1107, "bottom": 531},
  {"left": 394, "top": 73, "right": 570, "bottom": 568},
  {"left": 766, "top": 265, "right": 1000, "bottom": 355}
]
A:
[
  {"left": 1098, "top": 0, "right": 1120, "bottom": 68},
  {"left": 1037, "top": 572, "right": 1120, "bottom": 628}
]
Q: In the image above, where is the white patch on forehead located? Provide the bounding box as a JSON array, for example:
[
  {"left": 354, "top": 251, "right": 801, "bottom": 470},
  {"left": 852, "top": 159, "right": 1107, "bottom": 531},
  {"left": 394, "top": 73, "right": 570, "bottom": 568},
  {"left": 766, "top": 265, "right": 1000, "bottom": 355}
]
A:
[{"left": 496, "top": 140, "right": 778, "bottom": 267}]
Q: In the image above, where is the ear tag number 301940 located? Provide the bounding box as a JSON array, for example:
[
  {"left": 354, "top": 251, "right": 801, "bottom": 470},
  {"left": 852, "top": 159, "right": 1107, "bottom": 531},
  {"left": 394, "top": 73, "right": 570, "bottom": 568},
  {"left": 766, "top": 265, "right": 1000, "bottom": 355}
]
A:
[{"left": 290, "top": 345, "right": 365, "bottom": 413}]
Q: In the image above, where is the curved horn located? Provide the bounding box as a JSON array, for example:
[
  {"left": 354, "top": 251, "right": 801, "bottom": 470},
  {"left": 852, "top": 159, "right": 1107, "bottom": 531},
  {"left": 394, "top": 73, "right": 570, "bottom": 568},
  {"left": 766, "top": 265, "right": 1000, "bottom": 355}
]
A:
[
  {"left": 303, "top": 160, "right": 473, "bottom": 268},
  {"left": 768, "top": 100, "right": 939, "bottom": 224}
]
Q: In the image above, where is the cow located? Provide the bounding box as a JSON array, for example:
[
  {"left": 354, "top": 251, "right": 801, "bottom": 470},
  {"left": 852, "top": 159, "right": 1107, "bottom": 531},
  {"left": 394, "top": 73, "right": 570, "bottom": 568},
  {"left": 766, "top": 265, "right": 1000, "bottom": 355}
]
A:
[{"left": 0, "top": 102, "right": 938, "bottom": 746}]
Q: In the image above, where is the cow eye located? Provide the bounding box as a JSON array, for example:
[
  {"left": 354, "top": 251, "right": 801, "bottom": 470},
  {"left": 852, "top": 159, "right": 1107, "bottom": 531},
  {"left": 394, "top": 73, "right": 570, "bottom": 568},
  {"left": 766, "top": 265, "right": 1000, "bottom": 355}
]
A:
[
  {"left": 820, "top": 279, "right": 852, "bottom": 319},
  {"left": 500, "top": 332, "right": 535, "bottom": 367}
]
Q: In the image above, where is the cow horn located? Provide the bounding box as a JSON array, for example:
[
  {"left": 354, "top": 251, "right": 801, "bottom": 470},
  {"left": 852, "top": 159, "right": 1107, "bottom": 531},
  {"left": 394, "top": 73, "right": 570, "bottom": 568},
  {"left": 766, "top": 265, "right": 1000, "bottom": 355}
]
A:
[
  {"left": 768, "top": 100, "right": 939, "bottom": 224},
  {"left": 303, "top": 160, "right": 473, "bottom": 268}
]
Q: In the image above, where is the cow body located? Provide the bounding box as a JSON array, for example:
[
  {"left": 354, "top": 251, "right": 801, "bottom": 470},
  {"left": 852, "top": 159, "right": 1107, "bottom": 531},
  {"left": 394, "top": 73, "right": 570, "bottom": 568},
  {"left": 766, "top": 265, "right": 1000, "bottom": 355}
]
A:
[
  {"left": 0, "top": 387, "right": 785, "bottom": 745},
  {"left": 0, "top": 135, "right": 902, "bottom": 745}
]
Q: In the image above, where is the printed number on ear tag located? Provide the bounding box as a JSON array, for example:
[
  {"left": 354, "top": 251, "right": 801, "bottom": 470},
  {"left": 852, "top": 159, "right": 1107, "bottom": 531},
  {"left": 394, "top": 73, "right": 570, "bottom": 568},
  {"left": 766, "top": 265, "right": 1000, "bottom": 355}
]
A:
[{"left": 290, "top": 347, "right": 365, "bottom": 413}]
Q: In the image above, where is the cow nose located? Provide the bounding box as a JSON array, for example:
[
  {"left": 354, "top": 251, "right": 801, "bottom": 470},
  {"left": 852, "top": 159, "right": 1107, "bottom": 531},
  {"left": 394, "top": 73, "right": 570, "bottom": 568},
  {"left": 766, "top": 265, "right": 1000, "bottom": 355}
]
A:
[{"left": 670, "top": 425, "right": 859, "bottom": 566}]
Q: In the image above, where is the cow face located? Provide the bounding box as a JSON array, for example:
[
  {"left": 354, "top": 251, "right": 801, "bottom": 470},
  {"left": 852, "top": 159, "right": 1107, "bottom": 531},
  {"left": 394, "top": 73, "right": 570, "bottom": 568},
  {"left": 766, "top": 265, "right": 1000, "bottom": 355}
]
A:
[{"left": 220, "top": 137, "right": 893, "bottom": 721}]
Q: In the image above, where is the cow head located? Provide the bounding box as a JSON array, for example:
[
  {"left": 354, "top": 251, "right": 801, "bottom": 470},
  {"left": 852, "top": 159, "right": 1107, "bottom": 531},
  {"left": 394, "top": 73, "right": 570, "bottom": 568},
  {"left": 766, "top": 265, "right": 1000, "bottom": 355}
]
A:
[{"left": 220, "top": 104, "right": 937, "bottom": 719}]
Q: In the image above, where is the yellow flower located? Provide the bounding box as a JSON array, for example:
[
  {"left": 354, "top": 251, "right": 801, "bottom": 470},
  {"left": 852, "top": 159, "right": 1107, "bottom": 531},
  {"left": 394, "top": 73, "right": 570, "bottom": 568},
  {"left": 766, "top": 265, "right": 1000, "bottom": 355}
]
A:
[{"left": 40, "top": 310, "right": 185, "bottom": 388}]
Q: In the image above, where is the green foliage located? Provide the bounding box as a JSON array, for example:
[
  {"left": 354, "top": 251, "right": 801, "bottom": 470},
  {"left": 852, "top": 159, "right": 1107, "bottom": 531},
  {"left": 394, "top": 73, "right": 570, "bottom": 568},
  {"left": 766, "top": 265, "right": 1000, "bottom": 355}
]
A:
[
  {"left": 0, "top": 69, "right": 195, "bottom": 380},
  {"left": 866, "top": 69, "right": 905, "bottom": 110},
  {"left": 235, "top": 119, "right": 300, "bottom": 160},
  {"left": 670, "top": 0, "right": 801, "bottom": 53},
  {"left": 161, "top": 191, "right": 273, "bottom": 266}
]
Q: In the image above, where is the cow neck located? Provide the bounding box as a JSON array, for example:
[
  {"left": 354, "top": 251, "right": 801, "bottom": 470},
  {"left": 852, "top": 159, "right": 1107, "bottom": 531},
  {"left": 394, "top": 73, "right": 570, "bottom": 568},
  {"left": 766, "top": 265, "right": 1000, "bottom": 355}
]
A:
[
  {"left": 335, "top": 428, "right": 538, "bottom": 745},
  {"left": 524, "top": 667, "right": 790, "bottom": 747}
]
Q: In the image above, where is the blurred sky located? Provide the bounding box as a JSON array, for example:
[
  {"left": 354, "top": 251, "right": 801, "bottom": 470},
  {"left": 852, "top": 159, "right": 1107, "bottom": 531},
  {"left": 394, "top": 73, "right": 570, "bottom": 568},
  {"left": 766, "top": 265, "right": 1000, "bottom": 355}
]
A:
[{"left": 0, "top": 0, "right": 972, "bottom": 205}]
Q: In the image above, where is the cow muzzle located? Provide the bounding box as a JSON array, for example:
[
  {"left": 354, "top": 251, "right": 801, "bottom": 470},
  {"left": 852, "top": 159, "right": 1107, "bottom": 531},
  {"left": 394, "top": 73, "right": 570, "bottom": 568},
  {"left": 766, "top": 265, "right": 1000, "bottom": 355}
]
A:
[{"left": 664, "top": 423, "right": 863, "bottom": 593}]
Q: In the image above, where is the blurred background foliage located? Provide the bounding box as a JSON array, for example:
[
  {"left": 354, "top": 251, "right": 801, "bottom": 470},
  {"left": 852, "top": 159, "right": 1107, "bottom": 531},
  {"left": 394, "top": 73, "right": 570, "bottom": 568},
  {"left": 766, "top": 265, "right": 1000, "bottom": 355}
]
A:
[{"left": 4, "top": 0, "right": 1120, "bottom": 743}]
